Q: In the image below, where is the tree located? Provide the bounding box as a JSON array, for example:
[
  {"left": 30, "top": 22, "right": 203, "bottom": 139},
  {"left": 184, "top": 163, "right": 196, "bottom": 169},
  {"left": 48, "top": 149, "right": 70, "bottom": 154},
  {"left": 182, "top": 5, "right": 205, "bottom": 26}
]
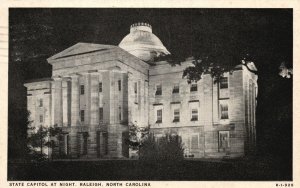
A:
[
  {"left": 127, "top": 123, "right": 184, "bottom": 161},
  {"left": 8, "top": 108, "right": 31, "bottom": 161},
  {"left": 26, "top": 125, "right": 49, "bottom": 162},
  {"left": 26, "top": 123, "right": 63, "bottom": 162},
  {"left": 127, "top": 122, "right": 149, "bottom": 158},
  {"left": 159, "top": 134, "right": 184, "bottom": 161},
  {"left": 279, "top": 62, "right": 293, "bottom": 79},
  {"left": 138, "top": 133, "right": 158, "bottom": 161},
  {"left": 46, "top": 125, "right": 64, "bottom": 159},
  {"left": 139, "top": 133, "right": 184, "bottom": 161}
]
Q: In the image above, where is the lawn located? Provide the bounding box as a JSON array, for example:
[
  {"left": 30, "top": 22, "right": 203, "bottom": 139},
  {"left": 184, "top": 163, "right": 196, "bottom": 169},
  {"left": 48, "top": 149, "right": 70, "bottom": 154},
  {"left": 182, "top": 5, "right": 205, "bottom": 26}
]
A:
[{"left": 7, "top": 157, "right": 292, "bottom": 181}]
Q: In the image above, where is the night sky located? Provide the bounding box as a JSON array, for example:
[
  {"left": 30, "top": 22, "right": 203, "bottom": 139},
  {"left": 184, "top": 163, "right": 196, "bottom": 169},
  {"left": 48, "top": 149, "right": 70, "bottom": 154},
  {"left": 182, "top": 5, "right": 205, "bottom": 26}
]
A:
[{"left": 8, "top": 8, "right": 292, "bottom": 168}]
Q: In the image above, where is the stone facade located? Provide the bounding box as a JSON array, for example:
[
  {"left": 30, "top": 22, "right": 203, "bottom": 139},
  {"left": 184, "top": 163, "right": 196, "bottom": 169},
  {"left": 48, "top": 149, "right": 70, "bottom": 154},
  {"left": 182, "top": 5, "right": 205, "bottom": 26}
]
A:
[
  {"left": 24, "top": 23, "right": 257, "bottom": 159},
  {"left": 149, "top": 61, "right": 257, "bottom": 158}
]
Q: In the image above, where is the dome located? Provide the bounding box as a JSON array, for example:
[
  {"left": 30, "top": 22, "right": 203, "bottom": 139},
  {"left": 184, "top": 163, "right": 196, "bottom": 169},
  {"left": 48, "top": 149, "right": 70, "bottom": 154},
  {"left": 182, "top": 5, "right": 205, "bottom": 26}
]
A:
[{"left": 119, "top": 23, "right": 170, "bottom": 62}]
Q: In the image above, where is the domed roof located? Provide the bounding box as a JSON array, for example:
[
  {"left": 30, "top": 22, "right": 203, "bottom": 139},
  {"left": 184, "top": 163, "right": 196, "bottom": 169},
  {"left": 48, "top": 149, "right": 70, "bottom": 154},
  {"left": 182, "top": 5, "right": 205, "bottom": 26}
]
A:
[{"left": 119, "top": 23, "right": 170, "bottom": 62}]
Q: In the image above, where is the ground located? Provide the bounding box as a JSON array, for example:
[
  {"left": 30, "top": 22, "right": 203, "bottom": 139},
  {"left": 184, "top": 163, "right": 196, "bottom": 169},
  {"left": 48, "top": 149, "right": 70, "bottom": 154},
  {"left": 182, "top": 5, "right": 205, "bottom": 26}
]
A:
[{"left": 8, "top": 156, "right": 292, "bottom": 181}]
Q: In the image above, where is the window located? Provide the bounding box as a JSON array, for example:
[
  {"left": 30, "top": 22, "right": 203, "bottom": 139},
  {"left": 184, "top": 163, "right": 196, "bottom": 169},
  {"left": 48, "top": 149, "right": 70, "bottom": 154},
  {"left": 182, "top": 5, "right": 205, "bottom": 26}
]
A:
[
  {"left": 134, "top": 82, "right": 137, "bottom": 94},
  {"left": 64, "top": 134, "right": 69, "bottom": 155},
  {"left": 172, "top": 84, "right": 179, "bottom": 94},
  {"left": 219, "top": 131, "right": 230, "bottom": 152},
  {"left": 183, "top": 134, "right": 198, "bottom": 157},
  {"left": 119, "top": 106, "right": 122, "bottom": 121},
  {"left": 190, "top": 83, "right": 197, "bottom": 92},
  {"left": 103, "top": 132, "right": 108, "bottom": 155},
  {"left": 173, "top": 109, "right": 180, "bottom": 122},
  {"left": 82, "top": 133, "right": 88, "bottom": 155},
  {"left": 220, "top": 102, "right": 229, "bottom": 119},
  {"left": 191, "top": 109, "right": 198, "bottom": 121},
  {"left": 134, "top": 82, "right": 138, "bottom": 103},
  {"left": 39, "top": 99, "right": 43, "bottom": 107},
  {"left": 58, "top": 134, "right": 64, "bottom": 155},
  {"left": 99, "top": 107, "right": 103, "bottom": 122},
  {"left": 80, "top": 110, "right": 85, "bottom": 122},
  {"left": 156, "top": 109, "right": 162, "bottom": 123},
  {"left": 118, "top": 80, "right": 121, "bottom": 91},
  {"left": 155, "top": 134, "right": 163, "bottom": 144},
  {"left": 220, "top": 77, "right": 228, "bottom": 89},
  {"left": 191, "top": 135, "right": 199, "bottom": 149},
  {"left": 155, "top": 84, "right": 162, "bottom": 95},
  {"left": 59, "top": 134, "right": 69, "bottom": 155},
  {"left": 39, "top": 115, "right": 43, "bottom": 123},
  {"left": 80, "top": 85, "right": 85, "bottom": 95},
  {"left": 99, "top": 82, "right": 102, "bottom": 93}
]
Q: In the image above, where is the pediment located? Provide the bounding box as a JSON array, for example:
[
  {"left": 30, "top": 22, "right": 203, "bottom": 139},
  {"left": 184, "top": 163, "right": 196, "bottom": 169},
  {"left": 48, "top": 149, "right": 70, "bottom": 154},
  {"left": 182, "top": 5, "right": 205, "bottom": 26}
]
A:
[{"left": 47, "top": 42, "right": 116, "bottom": 62}]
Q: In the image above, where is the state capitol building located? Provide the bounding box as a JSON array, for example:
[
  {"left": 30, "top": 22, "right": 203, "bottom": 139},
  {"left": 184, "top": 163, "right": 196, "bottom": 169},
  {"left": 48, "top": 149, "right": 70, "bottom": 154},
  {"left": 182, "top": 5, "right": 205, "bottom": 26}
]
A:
[{"left": 24, "top": 23, "right": 257, "bottom": 159}]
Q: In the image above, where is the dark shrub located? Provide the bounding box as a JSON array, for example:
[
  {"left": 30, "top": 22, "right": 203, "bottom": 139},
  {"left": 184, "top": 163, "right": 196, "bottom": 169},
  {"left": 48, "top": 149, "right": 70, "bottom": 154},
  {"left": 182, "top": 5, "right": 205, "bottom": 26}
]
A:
[{"left": 140, "top": 133, "right": 184, "bottom": 161}]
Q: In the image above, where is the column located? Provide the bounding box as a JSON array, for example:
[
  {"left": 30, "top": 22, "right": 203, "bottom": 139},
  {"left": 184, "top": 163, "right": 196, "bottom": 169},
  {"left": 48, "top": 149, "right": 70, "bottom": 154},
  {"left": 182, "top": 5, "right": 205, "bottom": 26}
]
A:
[
  {"left": 127, "top": 72, "right": 133, "bottom": 124},
  {"left": 140, "top": 79, "right": 147, "bottom": 126},
  {"left": 122, "top": 74, "right": 129, "bottom": 124},
  {"left": 138, "top": 80, "right": 141, "bottom": 124},
  {"left": 69, "top": 74, "right": 80, "bottom": 158},
  {"left": 70, "top": 74, "right": 80, "bottom": 126},
  {"left": 102, "top": 71, "right": 110, "bottom": 125},
  {"left": 62, "top": 77, "right": 71, "bottom": 127},
  {"left": 44, "top": 91, "right": 52, "bottom": 127},
  {"left": 51, "top": 82, "right": 55, "bottom": 127},
  {"left": 88, "top": 72, "right": 99, "bottom": 158},
  {"left": 83, "top": 73, "right": 91, "bottom": 125},
  {"left": 27, "top": 95, "right": 35, "bottom": 123},
  {"left": 90, "top": 72, "right": 99, "bottom": 126},
  {"left": 144, "top": 79, "right": 149, "bottom": 126},
  {"left": 53, "top": 76, "right": 63, "bottom": 126}
]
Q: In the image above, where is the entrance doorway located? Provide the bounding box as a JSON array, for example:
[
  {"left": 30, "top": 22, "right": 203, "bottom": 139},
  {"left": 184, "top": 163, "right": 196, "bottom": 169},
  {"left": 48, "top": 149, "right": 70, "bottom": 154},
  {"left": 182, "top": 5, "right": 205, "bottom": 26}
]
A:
[
  {"left": 96, "top": 132, "right": 108, "bottom": 158},
  {"left": 218, "top": 131, "right": 230, "bottom": 153}
]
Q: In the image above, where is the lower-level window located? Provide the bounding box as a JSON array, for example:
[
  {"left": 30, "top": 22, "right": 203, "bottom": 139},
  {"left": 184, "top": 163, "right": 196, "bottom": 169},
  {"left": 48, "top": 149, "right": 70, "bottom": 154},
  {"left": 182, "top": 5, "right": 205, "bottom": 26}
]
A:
[
  {"left": 65, "top": 134, "right": 69, "bottom": 155},
  {"left": 134, "top": 82, "right": 138, "bottom": 103},
  {"left": 59, "top": 134, "right": 69, "bottom": 156},
  {"left": 103, "top": 132, "right": 108, "bottom": 155},
  {"left": 191, "top": 134, "right": 199, "bottom": 149},
  {"left": 39, "top": 99, "right": 43, "bottom": 107},
  {"left": 119, "top": 106, "right": 122, "bottom": 121},
  {"left": 218, "top": 131, "right": 230, "bottom": 152},
  {"left": 80, "top": 85, "right": 85, "bottom": 95},
  {"left": 80, "top": 110, "right": 85, "bottom": 122},
  {"left": 156, "top": 109, "right": 162, "bottom": 123},
  {"left": 96, "top": 132, "right": 108, "bottom": 157},
  {"left": 118, "top": 80, "right": 122, "bottom": 91},
  {"left": 182, "top": 133, "right": 199, "bottom": 158},
  {"left": 99, "top": 107, "right": 103, "bottom": 123},
  {"left": 80, "top": 132, "right": 88, "bottom": 155},
  {"left": 154, "top": 134, "right": 163, "bottom": 144}
]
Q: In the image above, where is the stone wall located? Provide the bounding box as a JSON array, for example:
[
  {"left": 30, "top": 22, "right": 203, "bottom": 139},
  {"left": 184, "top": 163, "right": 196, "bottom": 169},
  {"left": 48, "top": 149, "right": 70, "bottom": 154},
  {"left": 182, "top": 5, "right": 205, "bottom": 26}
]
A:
[
  {"left": 25, "top": 80, "right": 52, "bottom": 128},
  {"left": 148, "top": 61, "right": 252, "bottom": 158}
]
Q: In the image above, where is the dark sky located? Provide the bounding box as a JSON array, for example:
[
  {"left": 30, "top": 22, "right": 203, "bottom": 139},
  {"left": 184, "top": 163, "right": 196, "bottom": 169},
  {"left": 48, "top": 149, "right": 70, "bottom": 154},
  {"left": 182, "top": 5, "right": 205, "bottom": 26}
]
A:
[
  {"left": 9, "top": 8, "right": 292, "bottom": 69},
  {"left": 8, "top": 9, "right": 293, "bottom": 161}
]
